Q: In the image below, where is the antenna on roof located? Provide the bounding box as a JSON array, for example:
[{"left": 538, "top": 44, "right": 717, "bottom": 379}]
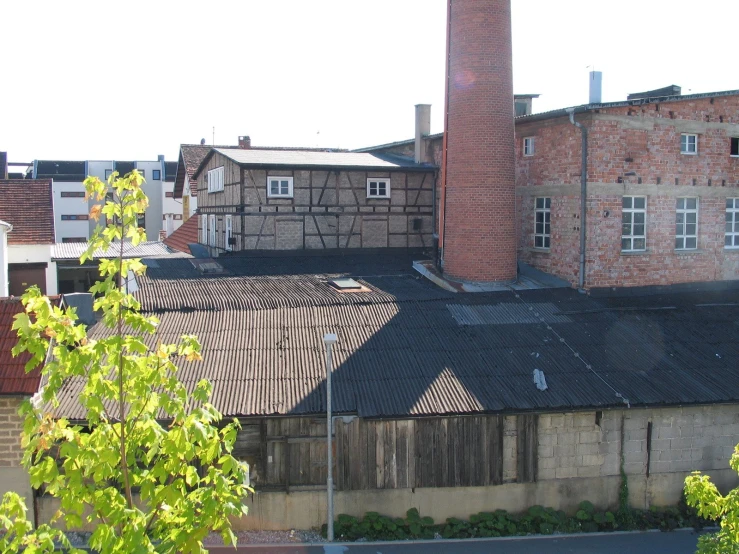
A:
[
  {"left": 200, "top": 138, "right": 206, "bottom": 145},
  {"left": 212, "top": 127, "right": 215, "bottom": 146}
]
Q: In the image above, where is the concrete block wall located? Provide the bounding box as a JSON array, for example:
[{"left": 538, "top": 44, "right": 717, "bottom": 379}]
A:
[
  {"left": 538, "top": 405, "right": 739, "bottom": 486},
  {"left": 516, "top": 94, "right": 739, "bottom": 288}
]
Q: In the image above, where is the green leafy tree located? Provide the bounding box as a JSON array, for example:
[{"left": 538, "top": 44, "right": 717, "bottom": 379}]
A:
[
  {"left": 684, "top": 444, "right": 739, "bottom": 553},
  {"left": 0, "top": 171, "right": 251, "bottom": 553}
]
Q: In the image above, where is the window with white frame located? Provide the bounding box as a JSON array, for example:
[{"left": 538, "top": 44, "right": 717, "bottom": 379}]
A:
[
  {"left": 200, "top": 214, "right": 207, "bottom": 243},
  {"left": 622, "top": 196, "right": 646, "bottom": 252},
  {"left": 726, "top": 198, "right": 739, "bottom": 248},
  {"left": 267, "top": 176, "right": 293, "bottom": 198},
  {"left": 534, "top": 197, "right": 551, "bottom": 248},
  {"left": 209, "top": 215, "right": 216, "bottom": 246},
  {"left": 207, "top": 166, "right": 224, "bottom": 193},
  {"left": 523, "top": 137, "right": 535, "bottom": 156},
  {"left": 681, "top": 133, "right": 698, "bottom": 155},
  {"left": 225, "top": 215, "right": 233, "bottom": 251},
  {"left": 367, "top": 178, "right": 390, "bottom": 199},
  {"left": 675, "top": 198, "right": 698, "bottom": 250}
]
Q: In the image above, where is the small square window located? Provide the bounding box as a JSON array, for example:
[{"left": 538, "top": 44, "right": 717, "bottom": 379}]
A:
[
  {"left": 207, "top": 167, "right": 224, "bottom": 193},
  {"left": 731, "top": 137, "right": 739, "bottom": 157},
  {"left": 367, "top": 178, "right": 390, "bottom": 199},
  {"left": 105, "top": 169, "right": 113, "bottom": 180},
  {"left": 153, "top": 169, "right": 162, "bottom": 180},
  {"left": 681, "top": 134, "right": 698, "bottom": 155},
  {"left": 523, "top": 137, "right": 535, "bottom": 156},
  {"left": 137, "top": 168, "right": 145, "bottom": 179},
  {"left": 267, "top": 176, "right": 293, "bottom": 198}
]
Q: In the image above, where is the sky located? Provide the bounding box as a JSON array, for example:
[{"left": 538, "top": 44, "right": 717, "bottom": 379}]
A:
[{"left": 2, "top": 0, "right": 737, "bottom": 164}]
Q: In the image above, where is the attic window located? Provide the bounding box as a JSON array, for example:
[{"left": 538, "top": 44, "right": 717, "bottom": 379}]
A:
[
  {"left": 328, "top": 278, "right": 370, "bottom": 293},
  {"left": 367, "top": 178, "right": 390, "bottom": 199}
]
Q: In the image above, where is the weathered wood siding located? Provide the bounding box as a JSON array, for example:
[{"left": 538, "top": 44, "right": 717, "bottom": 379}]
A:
[
  {"left": 196, "top": 164, "right": 436, "bottom": 252},
  {"left": 234, "top": 415, "right": 538, "bottom": 492}
]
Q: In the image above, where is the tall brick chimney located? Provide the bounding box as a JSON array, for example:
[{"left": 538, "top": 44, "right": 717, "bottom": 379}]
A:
[
  {"left": 441, "top": 0, "right": 517, "bottom": 283},
  {"left": 238, "top": 136, "right": 251, "bottom": 149}
]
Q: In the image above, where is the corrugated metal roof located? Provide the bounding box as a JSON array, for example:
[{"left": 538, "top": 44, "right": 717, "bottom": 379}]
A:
[
  {"left": 49, "top": 253, "right": 739, "bottom": 420},
  {"left": 52, "top": 241, "right": 187, "bottom": 261}
]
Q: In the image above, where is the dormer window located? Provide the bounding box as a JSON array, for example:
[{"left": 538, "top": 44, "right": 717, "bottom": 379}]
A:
[
  {"left": 367, "top": 178, "right": 390, "bottom": 199},
  {"left": 267, "top": 176, "right": 293, "bottom": 198}
]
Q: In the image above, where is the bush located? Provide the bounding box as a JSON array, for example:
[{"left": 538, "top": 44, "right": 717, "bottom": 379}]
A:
[{"left": 323, "top": 498, "right": 718, "bottom": 542}]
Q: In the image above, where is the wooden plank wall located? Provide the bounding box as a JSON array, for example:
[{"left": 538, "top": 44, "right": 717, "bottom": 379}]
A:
[
  {"left": 335, "top": 415, "right": 505, "bottom": 491},
  {"left": 516, "top": 414, "right": 538, "bottom": 483},
  {"left": 236, "top": 414, "right": 538, "bottom": 492}
]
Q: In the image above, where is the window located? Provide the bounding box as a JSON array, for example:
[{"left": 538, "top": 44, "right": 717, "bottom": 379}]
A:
[
  {"left": 60, "top": 191, "right": 85, "bottom": 198},
  {"left": 267, "top": 176, "right": 293, "bottom": 198},
  {"left": 367, "top": 178, "right": 390, "bottom": 199},
  {"left": 225, "top": 215, "right": 233, "bottom": 251},
  {"left": 137, "top": 169, "right": 145, "bottom": 179},
  {"left": 208, "top": 167, "right": 224, "bottom": 193},
  {"left": 61, "top": 237, "right": 87, "bottom": 243},
  {"left": 523, "top": 137, "right": 535, "bottom": 156},
  {"left": 622, "top": 196, "right": 646, "bottom": 252},
  {"left": 534, "top": 197, "right": 551, "bottom": 248},
  {"left": 675, "top": 198, "right": 698, "bottom": 250},
  {"left": 726, "top": 198, "right": 739, "bottom": 248},
  {"left": 105, "top": 169, "right": 113, "bottom": 180},
  {"left": 137, "top": 213, "right": 146, "bottom": 230},
  {"left": 165, "top": 191, "right": 174, "bottom": 198},
  {"left": 200, "top": 214, "right": 208, "bottom": 243},
  {"left": 731, "top": 137, "right": 739, "bottom": 157},
  {"left": 153, "top": 169, "right": 161, "bottom": 180},
  {"left": 209, "top": 215, "right": 216, "bottom": 246},
  {"left": 61, "top": 214, "right": 89, "bottom": 221},
  {"left": 681, "top": 133, "right": 698, "bottom": 155}
]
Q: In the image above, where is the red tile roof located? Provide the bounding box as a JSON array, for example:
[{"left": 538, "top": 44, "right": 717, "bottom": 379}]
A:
[
  {"left": 163, "top": 216, "right": 199, "bottom": 254},
  {"left": 0, "top": 179, "right": 55, "bottom": 245},
  {"left": 0, "top": 298, "right": 42, "bottom": 395}
]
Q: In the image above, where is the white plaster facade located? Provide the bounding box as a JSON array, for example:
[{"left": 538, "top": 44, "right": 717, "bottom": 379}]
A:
[{"left": 7, "top": 244, "right": 58, "bottom": 296}]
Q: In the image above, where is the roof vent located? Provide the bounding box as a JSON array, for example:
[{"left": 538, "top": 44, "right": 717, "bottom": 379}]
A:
[
  {"left": 533, "top": 369, "right": 548, "bottom": 391},
  {"left": 328, "top": 278, "right": 369, "bottom": 293}
]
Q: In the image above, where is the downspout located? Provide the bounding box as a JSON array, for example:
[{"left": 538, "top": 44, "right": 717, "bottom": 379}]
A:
[
  {"left": 437, "top": 0, "right": 452, "bottom": 270},
  {"left": 566, "top": 108, "right": 588, "bottom": 292}
]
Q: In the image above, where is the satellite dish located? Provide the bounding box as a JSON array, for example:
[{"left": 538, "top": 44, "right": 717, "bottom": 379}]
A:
[{"left": 200, "top": 138, "right": 206, "bottom": 145}]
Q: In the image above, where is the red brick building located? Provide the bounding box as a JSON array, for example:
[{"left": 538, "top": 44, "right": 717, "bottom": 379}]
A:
[{"left": 516, "top": 88, "right": 739, "bottom": 289}]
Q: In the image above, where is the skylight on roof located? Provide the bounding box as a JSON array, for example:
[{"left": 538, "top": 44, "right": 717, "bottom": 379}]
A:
[{"left": 329, "top": 278, "right": 362, "bottom": 290}]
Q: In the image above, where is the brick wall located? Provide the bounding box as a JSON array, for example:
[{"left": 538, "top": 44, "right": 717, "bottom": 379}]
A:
[
  {"left": 517, "top": 94, "right": 739, "bottom": 288},
  {"left": 0, "top": 396, "right": 24, "bottom": 467}
]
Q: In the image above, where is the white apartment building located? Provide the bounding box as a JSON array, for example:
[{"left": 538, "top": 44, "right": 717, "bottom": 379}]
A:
[{"left": 34, "top": 157, "right": 180, "bottom": 243}]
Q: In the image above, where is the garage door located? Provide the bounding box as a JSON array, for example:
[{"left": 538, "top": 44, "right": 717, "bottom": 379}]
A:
[{"left": 8, "top": 263, "right": 47, "bottom": 296}]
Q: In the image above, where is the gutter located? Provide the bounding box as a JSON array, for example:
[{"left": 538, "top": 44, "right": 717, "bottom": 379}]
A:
[{"left": 566, "top": 108, "right": 588, "bottom": 292}]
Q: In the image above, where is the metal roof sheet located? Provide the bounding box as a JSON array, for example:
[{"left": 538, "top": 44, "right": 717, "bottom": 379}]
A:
[
  {"left": 48, "top": 253, "right": 739, "bottom": 420},
  {"left": 52, "top": 241, "right": 188, "bottom": 261}
]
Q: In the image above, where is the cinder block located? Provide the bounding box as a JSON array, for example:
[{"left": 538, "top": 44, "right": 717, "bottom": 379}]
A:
[
  {"left": 578, "top": 431, "right": 601, "bottom": 444},
  {"left": 555, "top": 467, "right": 578, "bottom": 479}
]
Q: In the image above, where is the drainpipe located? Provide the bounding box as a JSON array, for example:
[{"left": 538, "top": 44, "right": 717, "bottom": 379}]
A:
[
  {"left": 437, "top": 0, "right": 453, "bottom": 270},
  {"left": 566, "top": 108, "right": 588, "bottom": 292}
]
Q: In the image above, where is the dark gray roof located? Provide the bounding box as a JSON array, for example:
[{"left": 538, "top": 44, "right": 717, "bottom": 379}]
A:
[
  {"left": 199, "top": 148, "right": 434, "bottom": 176},
  {"left": 52, "top": 252, "right": 739, "bottom": 420}
]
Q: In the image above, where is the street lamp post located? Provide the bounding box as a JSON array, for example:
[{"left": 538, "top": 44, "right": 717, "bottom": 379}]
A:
[{"left": 323, "top": 333, "right": 338, "bottom": 542}]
